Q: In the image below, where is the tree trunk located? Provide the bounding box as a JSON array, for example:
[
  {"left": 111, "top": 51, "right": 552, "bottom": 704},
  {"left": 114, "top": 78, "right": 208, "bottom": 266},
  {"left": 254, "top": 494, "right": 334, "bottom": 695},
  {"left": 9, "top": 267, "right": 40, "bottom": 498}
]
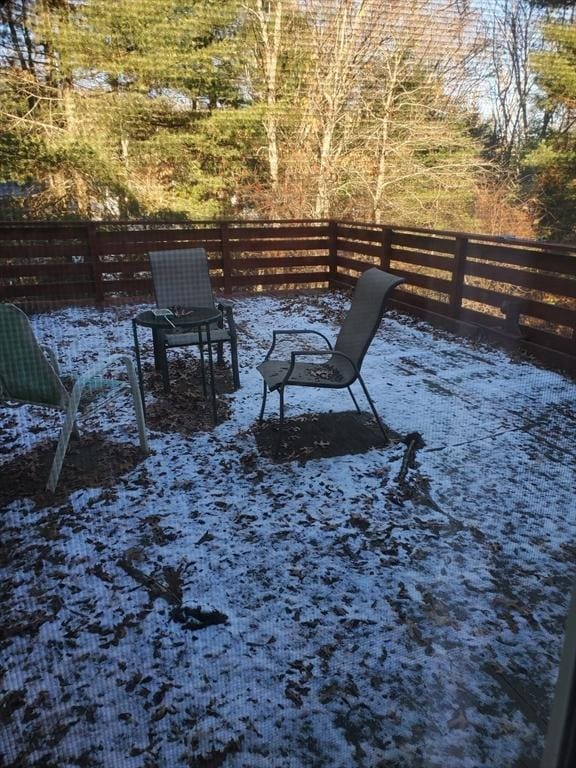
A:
[{"left": 252, "top": 0, "right": 283, "bottom": 190}]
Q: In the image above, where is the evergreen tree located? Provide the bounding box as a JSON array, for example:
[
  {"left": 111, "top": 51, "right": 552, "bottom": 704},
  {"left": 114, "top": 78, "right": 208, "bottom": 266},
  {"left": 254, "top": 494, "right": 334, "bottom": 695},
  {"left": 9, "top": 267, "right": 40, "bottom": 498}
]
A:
[
  {"left": 527, "top": 4, "right": 576, "bottom": 240},
  {"left": 0, "top": 0, "right": 248, "bottom": 219}
]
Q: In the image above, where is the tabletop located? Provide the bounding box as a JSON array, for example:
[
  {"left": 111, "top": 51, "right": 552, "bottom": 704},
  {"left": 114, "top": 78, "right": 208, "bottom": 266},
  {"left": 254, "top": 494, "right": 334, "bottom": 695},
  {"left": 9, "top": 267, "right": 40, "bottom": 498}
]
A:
[{"left": 133, "top": 307, "right": 221, "bottom": 330}]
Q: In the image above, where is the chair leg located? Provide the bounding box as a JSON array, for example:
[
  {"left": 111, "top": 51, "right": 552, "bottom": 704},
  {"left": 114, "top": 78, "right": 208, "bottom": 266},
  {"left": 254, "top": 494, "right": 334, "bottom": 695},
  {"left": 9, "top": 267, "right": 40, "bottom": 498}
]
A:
[
  {"left": 230, "top": 340, "right": 240, "bottom": 390},
  {"left": 357, "top": 374, "right": 390, "bottom": 443},
  {"left": 274, "top": 387, "right": 285, "bottom": 458},
  {"left": 47, "top": 399, "right": 81, "bottom": 492},
  {"left": 198, "top": 344, "right": 207, "bottom": 397},
  {"left": 217, "top": 341, "right": 224, "bottom": 365},
  {"left": 347, "top": 385, "right": 361, "bottom": 413},
  {"left": 124, "top": 358, "right": 150, "bottom": 453},
  {"left": 258, "top": 380, "right": 268, "bottom": 423}
]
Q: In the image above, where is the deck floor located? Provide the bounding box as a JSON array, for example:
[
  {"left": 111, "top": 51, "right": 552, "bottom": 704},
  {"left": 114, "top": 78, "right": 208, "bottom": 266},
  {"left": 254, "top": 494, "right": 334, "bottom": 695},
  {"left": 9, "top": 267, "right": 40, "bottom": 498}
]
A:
[{"left": 1, "top": 292, "right": 575, "bottom": 768}]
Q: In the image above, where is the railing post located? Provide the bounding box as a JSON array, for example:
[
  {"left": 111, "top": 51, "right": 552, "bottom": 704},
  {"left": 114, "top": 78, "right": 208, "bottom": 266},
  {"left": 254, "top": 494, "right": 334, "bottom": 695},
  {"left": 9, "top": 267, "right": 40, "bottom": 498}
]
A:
[
  {"left": 87, "top": 223, "right": 104, "bottom": 305},
  {"left": 380, "top": 227, "right": 392, "bottom": 271},
  {"left": 328, "top": 219, "right": 338, "bottom": 288},
  {"left": 450, "top": 235, "right": 468, "bottom": 319},
  {"left": 220, "top": 221, "right": 232, "bottom": 294}
]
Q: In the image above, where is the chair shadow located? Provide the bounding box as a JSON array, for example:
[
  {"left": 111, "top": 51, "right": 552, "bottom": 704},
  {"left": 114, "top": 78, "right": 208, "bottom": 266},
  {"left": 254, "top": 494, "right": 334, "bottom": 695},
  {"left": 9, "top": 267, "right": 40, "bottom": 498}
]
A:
[
  {"left": 0, "top": 433, "right": 146, "bottom": 507},
  {"left": 254, "top": 410, "right": 401, "bottom": 463}
]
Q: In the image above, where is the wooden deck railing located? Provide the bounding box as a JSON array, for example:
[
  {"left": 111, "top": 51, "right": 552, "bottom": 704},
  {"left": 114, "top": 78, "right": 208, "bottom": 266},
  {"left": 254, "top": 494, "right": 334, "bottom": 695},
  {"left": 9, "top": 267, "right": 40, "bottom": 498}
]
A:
[{"left": 1, "top": 218, "right": 575, "bottom": 373}]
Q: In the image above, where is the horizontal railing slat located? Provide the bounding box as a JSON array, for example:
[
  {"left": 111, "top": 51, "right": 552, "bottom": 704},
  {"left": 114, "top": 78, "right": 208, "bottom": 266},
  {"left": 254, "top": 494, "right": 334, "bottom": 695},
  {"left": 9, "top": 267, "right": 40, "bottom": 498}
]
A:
[
  {"left": 336, "top": 224, "right": 384, "bottom": 242},
  {"left": 228, "top": 224, "right": 330, "bottom": 240},
  {"left": 99, "top": 228, "right": 222, "bottom": 247},
  {"left": 338, "top": 239, "right": 382, "bottom": 259},
  {"left": 460, "top": 307, "right": 575, "bottom": 354},
  {"left": 2, "top": 281, "right": 95, "bottom": 299},
  {"left": 467, "top": 241, "right": 576, "bottom": 275},
  {"left": 466, "top": 260, "right": 576, "bottom": 299},
  {"left": 392, "top": 268, "right": 452, "bottom": 295},
  {"left": 463, "top": 284, "right": 576, "bottom": 327},
  {"left": 96, "top": 261, "right": 151, "bottom": 274},
  {"left": 390, "top": 231, "right": 456, "bottom": 254},
  {"left": 390, "top": 247, "right": 454, "bottom": 272},
  {"left": 229, "top": 238, "right": 327, "bottom": 252},
  {"left": 518, "top": 325, "right": 575, "bottom": 353},
  {"left": 335, "top": 255, "right": 377, "bottom": 272},
  {"left": 98, "top": 278, "right": 153, "bottom": 295},
  {"left": 392, "top": 290, "right": 452, "bottom": 316},
  {"left": 1, "top": 242, "right": 89, "bottom": 260},
  {"left": 231, "top": 255, "right": 329, "bottom": 271},
  {"left": 231, "top": 272, "right": 329, "bottom": 287},
  {"left": 0, "top": 225, "right": 89, "bottom": 242},
  {"left": 2, "top": 263, "right": 93, "bottom": 278}
]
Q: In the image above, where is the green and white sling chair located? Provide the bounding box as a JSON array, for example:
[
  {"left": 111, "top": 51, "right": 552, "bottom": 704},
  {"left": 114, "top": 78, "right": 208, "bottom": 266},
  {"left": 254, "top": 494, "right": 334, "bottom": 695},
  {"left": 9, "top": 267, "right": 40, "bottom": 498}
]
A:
[{"left": 0, "top": 303, "right": 149, "bottom": 492}]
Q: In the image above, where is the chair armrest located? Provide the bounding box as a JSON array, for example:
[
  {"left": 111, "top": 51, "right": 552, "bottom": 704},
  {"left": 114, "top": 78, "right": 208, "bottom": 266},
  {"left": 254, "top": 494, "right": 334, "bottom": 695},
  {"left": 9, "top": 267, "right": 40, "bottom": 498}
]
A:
[
  {"left": 69, "top": 354, "right": 141, "bottom": 414},
  {"left": 71, "top": 353, "right": 135, "bottom": 392},
  {"left": 65, "top": 354, "right": 149, "bottom": 453},
  {"left": 69, "top": 353, "right": 142, "bottom": 416},
  {"left": 265, "top": 329, "right": 333, "bottom": 361}
]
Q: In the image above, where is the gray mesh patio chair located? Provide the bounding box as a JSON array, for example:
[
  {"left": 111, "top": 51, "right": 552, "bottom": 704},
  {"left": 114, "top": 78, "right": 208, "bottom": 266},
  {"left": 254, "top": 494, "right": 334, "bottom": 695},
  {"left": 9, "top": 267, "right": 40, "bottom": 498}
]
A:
[
  {"left": 257, "top": 268, "right": 405, "bottom": 455},
  {"left": 0, "top": 303, "right": 149, "bottom": 492},
  {"left": 149, "top": 248, "right": 240, "bottom": 390}
]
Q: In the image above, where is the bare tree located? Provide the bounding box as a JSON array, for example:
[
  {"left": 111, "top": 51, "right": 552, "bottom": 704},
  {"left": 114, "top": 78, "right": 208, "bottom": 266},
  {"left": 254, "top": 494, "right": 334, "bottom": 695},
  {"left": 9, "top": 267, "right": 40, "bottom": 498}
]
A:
[
  {"left": 242, "top": 0, "right": 286, "bottom": 190},
  {"left": 483, "top": 0, "right": 543, "bottom": 164},
  {"left": 357, "top": 1, "right": 485, "bottom": 223},
  {"left": 300, "top": 0, "right": 383, "bottom": 218},
  {"left": 290, "top": 0, "right": 485, "bottom": 223}
]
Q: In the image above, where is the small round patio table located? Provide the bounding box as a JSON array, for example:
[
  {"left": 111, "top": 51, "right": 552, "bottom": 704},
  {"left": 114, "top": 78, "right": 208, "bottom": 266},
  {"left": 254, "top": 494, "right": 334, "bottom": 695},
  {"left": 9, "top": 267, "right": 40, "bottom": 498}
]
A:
[{"left": 132, "top": 307, "right": 222, "bottom": 423}]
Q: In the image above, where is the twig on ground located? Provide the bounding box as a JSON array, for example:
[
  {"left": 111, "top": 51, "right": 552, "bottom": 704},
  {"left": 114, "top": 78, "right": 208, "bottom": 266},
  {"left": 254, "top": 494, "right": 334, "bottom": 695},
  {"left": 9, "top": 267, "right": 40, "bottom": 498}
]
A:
[{"left": 117, "top": 557, "right": 228, "bottom": 632}]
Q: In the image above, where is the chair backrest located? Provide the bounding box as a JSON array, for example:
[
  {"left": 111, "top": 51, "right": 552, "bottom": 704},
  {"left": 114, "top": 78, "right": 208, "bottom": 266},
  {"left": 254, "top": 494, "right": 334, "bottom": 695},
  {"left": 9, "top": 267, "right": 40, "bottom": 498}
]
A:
[
  {"left": 0, "top": 303, "right": 68, "bottom": 408},
  {"left": 149, "top": 248, "right": 216, "bottom": 311},
  {"left": 334, "top": 268, "right": 405, "bottom": 371}
]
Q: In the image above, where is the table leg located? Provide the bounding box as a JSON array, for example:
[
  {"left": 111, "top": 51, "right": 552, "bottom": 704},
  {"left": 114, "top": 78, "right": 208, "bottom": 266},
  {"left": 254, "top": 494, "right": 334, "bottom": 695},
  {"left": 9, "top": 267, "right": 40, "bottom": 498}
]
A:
[
  {"left": 152, "top": 329, "right": 170, "bottom": 393},
  {"left": 204, "top": 323, "right": 218, "bottom": 424},
  {"left": 198, "top": 337, "right": 207, "bottom": 397},
  {"left": 152, "top": 328, "right": 163, "bottom": 370}
]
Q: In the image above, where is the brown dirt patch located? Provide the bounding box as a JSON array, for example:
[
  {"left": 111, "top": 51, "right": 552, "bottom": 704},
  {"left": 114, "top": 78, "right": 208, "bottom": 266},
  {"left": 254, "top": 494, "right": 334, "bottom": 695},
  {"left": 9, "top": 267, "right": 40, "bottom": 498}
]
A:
[
  {"left": 0, "top": 434, "right": 146, "bottom": 507},
  {"left": 142, "top": 356, "right": 233, "bottom": 436}
]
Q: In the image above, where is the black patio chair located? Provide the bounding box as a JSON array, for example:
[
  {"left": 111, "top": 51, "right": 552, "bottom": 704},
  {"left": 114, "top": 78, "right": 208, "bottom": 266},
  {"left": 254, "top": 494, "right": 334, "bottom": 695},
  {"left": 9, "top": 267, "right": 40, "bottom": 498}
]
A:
[
  {"left": 257, "top": 267, "right": 405, "bottom": 455},
  {"left": 149, "top": 248, "right": 240, "bottom": 390}
]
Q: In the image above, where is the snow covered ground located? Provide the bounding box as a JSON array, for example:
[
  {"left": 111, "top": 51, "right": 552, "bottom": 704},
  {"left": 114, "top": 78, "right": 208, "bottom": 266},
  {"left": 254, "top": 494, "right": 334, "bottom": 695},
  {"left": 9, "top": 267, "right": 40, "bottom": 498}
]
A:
[{"left": 1, "top": 291, "right": 575, "bottom": 768}]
